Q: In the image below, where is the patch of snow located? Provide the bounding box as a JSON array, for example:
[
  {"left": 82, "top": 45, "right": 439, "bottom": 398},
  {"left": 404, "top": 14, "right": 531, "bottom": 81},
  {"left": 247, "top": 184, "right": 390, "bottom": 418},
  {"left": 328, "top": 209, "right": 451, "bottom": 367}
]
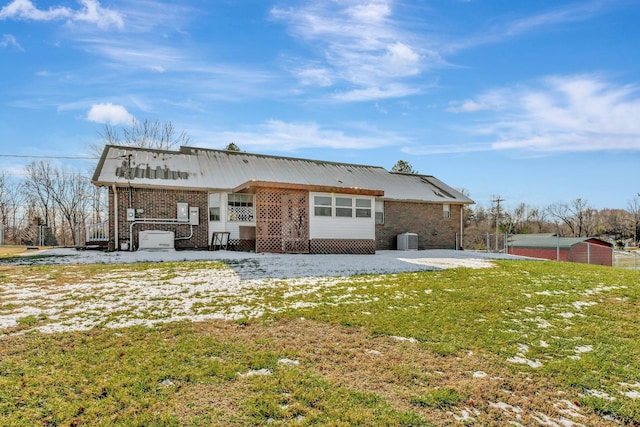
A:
[
  {"left": 623, "top": 391, "right": 640, "bottom": 399},
  {"left": 473, "top": 371, "right": 488, "bottom": 378},
  {"left": 532, "top": 412, "right": 586, "bottom": 427},
  {"left": 569, "top": 345, "right": 593, "bottom": 360},
  {"left": 490, "top": 401, "right": 523, "bottom": 414},
  {"left": 365, "top": 349, "right": 383, "bottom": 357},
  {"left": 239, "top": 368, "right": 272, "bottom": 377},
  {"left": 398, "top": 257, "right": 495, "bottom": 269},
  {"left": 390, "top": 335, "right": 418, "bottom": 344},
  {"left": 278, "top": 358, "right": 299, "bottom": 366},
  {"left": 574, "top": 345, "right": 592, "bottom": 354},
  {"left": 451, "top": 407, "right": 479, "bottom": 422},
  {"left": 584, "top": 389, "right": 615, "bottom": 401},
  {"left": 507, "top": 356, "right": 543, "bottom": 368},
  {"left": 554, "top": 400, "right": 585, "bottom": 419},
  {"left": 535, "top": 317, "right": 552, "bottom": 329},
  {"left": 9, "top": 248, "right": 525, "bottom": 278},
  {"left": 619, "top": 382, "right": 640, "bottom": 388}
]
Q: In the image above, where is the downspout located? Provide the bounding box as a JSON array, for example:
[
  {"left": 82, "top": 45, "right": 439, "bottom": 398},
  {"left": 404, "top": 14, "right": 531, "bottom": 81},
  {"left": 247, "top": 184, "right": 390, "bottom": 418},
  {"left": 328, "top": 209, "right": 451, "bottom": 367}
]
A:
[
  {"left": 113, "top": 185, "right": 119, "bottom": 250},
  {"left": 459, "top": 204, "right": 464, "bottom": 250}
]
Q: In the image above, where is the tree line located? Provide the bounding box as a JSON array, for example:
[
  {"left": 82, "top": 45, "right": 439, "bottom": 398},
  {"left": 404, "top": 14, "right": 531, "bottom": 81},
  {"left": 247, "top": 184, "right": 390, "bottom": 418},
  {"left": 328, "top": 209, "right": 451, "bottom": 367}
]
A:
[{"left": 463, "top": 194, "right": 640, "bottom": 250}]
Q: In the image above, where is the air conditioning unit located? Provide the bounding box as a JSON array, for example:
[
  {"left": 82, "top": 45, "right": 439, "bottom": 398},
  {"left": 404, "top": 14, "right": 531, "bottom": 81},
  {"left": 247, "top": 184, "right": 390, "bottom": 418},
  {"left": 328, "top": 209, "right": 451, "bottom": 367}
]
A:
[
  {"left": 397, "top": 232, "right": 418, "bottom": 250},
  {"left": 138, "top": 230, "right": 175, "bottom": 251}
]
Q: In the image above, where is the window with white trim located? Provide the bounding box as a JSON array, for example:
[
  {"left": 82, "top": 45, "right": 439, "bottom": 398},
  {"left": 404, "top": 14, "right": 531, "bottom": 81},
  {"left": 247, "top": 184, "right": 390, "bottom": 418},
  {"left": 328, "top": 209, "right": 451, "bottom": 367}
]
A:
[
  {"left": 314, "top": 196, "right": 332, "bottom": 216},
  {"left": 312, "top": 195, "right": 374, "bottom": 219},
  {"left": 335, "top": 197, "right": 353, "bottom": 217},
  {"left": 355, "top": 198, "right": 372, "bottom": 218},
  {"left": 375, "top": 200, "right": 384, "bottom": 224},
  {"left": 228, "top": 193, "right": 254, "bottom": 222},
  {"left": 209, "top": 193, "right": 221, "bottom": 221},
  {"left": 443, "top": 203, "right": 451, "bottom": 219}
]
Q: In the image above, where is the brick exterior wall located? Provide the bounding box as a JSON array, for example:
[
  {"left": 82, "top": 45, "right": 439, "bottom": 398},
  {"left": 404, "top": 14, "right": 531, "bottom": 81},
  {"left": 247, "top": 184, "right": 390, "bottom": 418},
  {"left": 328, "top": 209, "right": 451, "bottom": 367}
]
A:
[
  {"left": 375, "top": 201, "right": 461, "bottom": 250},
  {"left": 108, "top": 187, "right": 208, "bottom": 251},
  {"left": 106, "top": 188, "right": 462, "bottom": 253}
]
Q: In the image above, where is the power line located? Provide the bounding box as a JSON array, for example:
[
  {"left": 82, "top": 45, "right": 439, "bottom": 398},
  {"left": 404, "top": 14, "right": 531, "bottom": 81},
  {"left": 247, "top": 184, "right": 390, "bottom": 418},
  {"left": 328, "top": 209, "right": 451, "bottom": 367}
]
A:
[{"left": 0, "top": 154, "right": 99, "bottom": 160}]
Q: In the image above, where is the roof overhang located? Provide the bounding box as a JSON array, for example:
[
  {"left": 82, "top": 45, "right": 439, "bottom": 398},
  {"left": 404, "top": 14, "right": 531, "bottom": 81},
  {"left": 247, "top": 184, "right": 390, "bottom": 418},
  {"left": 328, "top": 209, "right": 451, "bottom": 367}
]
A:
[{"left": 233, "top": 180, "right": 384, "bottom": 197}]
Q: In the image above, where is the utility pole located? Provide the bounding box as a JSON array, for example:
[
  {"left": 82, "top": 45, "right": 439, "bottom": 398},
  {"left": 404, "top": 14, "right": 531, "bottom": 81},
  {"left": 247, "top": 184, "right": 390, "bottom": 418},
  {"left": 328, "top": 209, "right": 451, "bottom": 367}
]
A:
[{"left": 492, "top": 196, "right": 504, "bottom": 252}]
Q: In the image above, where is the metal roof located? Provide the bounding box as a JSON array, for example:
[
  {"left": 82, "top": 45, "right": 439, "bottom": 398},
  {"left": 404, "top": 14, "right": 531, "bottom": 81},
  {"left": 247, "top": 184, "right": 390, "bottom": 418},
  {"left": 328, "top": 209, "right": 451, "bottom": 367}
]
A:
[{"left": 92, "top": 145, "right": 474, "bottom": 204}]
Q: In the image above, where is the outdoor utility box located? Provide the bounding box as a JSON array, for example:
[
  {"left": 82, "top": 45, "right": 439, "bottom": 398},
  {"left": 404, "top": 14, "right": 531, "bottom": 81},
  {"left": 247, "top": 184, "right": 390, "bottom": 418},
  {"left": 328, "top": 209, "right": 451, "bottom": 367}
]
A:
[
  {"left": 138, "top": 230, "right": 175, "bottom": 250},
  {"left": 397, "top": 232, "right": 418, "bottom": 250},
  {"left": 126, "top": 208, "right": 135, "bottom": 221},
  {"left": 189, "top": 207, "right": 199, "bottom": 225},
  {"left": 177, "top": 203, "right": 189, "bottom": 222}
]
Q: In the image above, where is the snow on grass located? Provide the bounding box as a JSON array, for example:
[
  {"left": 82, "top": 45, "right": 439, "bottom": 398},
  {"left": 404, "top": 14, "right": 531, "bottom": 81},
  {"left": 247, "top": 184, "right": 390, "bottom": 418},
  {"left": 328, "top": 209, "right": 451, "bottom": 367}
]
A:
[{"left": 507, "top": 343, "right": 543, "bottom": 368}]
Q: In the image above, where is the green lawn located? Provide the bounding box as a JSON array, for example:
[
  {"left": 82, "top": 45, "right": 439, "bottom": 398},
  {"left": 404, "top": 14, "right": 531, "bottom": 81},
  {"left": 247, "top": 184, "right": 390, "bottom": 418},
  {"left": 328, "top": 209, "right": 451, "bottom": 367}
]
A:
[{"left": 0, "top": 259, "right": 638, "bottom": 425}]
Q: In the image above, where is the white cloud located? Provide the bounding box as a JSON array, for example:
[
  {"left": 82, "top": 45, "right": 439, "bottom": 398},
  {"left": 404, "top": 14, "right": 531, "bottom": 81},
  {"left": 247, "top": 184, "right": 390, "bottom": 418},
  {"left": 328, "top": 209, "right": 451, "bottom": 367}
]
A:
[
  {"left": 72, "top": 0, "right": 124, "bottom": 30},
  {"left": 447, "top": 90, "right": 509, "bottom": 112},
  {"left": 0, "top": 0, "right": 123, "bottom": 30},
  {"left": 295, "top": 67, "right": 334, "bottom": 87},
  {"left": 0, "top": 0, "right": 71, "bottom": 21},
  {"left": 213, "top": 120, "right": 406, "bottom": 152},
  {"left": 331, "top": 83, "right": 420, "bottom": 102},
  {"left": 86, "top": 103, "right": 135, "bottom": 125},
  {"left": 271, "top": 1, "right": 432, "bottom": 101},
  {"left": 445, "top": 1, "right": 607, "bottom": 53},
  {"left": 451, "top": 75, "right": 640, "bottom": 152},
  {"left": 1, "top": 34, "right": 22, "bottom": 50}
]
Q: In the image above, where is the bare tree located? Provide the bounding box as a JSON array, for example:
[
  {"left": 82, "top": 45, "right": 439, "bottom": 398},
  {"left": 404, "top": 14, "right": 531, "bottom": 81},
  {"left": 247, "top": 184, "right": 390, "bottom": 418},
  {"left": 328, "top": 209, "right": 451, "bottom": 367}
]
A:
[
  {"left": 23, "top": 161, "right": 56, "bottom": 235},
  {"left": 548, "top": 198, "right": 596, "bottom": 237},
  {"left": 526, "top": 207, "right": 548, "bottom": 233},
  {"left": 627, "top": 193, "right": 640, "bottom": 246},
  {"left": 0, "top": 174, "right": 24, "bottom": 244},
  {"left": 90, "top": 119, "right": 192, "bottom": 156},
  {"left": 48, "top": 168, "right": 92, "bottom": 246},
  {"left": 23, "top": 161, "right": 92, "bottom": 246}
]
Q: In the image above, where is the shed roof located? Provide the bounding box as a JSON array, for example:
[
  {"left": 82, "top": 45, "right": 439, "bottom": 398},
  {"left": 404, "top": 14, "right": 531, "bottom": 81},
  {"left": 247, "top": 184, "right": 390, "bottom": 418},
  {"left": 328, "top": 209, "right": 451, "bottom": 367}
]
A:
[{"left": 92, "top": 145, "right": 474, "bottom": 204}]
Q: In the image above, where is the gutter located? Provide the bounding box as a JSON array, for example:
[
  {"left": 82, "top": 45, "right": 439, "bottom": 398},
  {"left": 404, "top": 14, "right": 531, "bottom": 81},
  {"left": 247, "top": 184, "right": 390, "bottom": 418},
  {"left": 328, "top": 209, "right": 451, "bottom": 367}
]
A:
[{"left": 113, "top": 185, "right": 119, "bottom": 250}]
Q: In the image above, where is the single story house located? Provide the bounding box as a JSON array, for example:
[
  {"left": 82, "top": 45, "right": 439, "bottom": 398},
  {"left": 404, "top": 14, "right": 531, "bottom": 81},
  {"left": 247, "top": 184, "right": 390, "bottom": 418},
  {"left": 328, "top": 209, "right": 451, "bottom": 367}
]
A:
[
  {"left": 507, "top": 234, "right": 613, "bottom": 266},
  {"left": 91, "top": 145, "right": 474, "bottom": 254}
]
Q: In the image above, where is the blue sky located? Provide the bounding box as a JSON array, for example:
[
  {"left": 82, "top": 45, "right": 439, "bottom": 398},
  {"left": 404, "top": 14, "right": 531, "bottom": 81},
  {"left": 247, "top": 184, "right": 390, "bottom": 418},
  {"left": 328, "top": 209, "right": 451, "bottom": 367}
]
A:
[{"left": 1, "top": 0, "right": 639, "bottom": 210}]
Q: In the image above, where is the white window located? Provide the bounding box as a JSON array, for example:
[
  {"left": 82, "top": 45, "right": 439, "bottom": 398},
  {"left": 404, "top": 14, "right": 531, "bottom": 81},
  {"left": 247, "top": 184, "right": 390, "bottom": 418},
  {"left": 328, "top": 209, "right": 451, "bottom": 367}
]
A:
[
  {"left": 313, "top": 194, "right": 375, "bottom": 219},
  {"left": 443, "top": 204, "right": 451, "bottom": 219},
  {"left": 314, "top": 196, "right": 332, "bottom": 216},
  {"left": 335, "top": 197, "right": 353, "bottom": 217},
  {"left": 228, "top": 194, "right": 254, "bottom": 222},
  {"left": 209, "top": 193, "right": 221, "bottom": 221},
  {"left": 355, "top": 198, "right": 371, "bottom": 218},
  {"left": 375, "top": 200, "right": 384, "bottom": 224}
]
